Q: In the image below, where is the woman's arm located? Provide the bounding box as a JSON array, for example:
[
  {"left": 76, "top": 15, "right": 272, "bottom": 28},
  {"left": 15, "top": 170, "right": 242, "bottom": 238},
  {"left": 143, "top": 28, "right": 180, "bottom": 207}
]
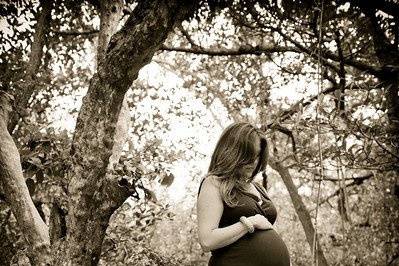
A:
[{"left": 197, "top": 177, "right": 250, "bottom": 252}]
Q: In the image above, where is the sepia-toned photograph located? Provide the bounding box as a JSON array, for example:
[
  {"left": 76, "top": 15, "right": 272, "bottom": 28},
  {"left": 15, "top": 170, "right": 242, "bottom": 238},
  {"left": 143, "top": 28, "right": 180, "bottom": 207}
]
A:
[{"left": 0, "top": 0, "right": 398, "bottom": 265}]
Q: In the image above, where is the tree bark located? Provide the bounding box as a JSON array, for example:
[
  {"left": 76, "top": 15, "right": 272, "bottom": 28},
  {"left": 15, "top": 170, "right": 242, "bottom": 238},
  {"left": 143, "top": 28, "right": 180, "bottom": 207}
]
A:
[
  {"left": 268, "top": 159, "right": 329, "bottom": 266},
  {"left": 97, "top": 0, "right": 124, "bottom": 66},
  {"left": 48, "top": 0, "right": 125, "bottom": 248},
  {"left": 96, "top": 0, "right": 130, "bottom": 170},
  {"left": 0, "top": 1, "right": 53, "bottom": 264},
  {"left": 0, "top": 91, "right": 51, "bottom": 264},
  {"left": 64, "top": 1, "right": 195, "bottom": 265}
]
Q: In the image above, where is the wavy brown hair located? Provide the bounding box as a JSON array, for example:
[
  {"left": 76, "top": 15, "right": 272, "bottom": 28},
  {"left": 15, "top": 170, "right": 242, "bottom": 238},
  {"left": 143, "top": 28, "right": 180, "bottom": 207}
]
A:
[{"left": 207, "top": 122, "right": 268, "bottom": 207}]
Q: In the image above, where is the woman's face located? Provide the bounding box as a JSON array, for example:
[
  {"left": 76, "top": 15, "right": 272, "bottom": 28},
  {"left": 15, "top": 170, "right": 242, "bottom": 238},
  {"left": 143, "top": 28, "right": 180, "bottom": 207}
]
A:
[{"left": 240, "top": 137, "right": 261, "bottom": 180}]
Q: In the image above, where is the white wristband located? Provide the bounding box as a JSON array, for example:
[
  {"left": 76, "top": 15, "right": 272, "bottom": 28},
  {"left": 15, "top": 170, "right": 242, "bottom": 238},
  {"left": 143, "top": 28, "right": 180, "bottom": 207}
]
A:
[{"left": 240, "top": 216, "right": 255, "bottom": 233}]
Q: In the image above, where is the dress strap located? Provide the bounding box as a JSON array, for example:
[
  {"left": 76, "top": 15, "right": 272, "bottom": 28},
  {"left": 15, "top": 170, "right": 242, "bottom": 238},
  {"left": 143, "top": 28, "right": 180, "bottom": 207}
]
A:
[
  {"left": 197, "top": 175, "right": 217, "bottom": 197},
  {"left": 197, "top": 177, "right": 207, "bottom": 197}
]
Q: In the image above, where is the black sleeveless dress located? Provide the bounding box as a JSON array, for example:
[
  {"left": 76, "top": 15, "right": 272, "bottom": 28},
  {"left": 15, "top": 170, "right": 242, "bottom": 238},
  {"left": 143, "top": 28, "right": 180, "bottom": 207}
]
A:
[{"left": 198, "top": 178, "right": 290, "bottom": 266}]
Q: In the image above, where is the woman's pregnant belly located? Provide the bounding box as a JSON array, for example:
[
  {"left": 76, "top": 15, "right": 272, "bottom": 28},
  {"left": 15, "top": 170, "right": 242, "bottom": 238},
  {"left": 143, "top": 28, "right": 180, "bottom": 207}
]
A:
[{"left": 210, "top": 229, "right": 290, "bottom": 266}]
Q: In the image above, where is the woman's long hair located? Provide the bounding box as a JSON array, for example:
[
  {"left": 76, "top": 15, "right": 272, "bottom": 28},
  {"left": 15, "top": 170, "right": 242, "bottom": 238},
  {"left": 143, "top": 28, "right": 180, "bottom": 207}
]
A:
[{"left": 207, "top": 122, "right": 268, "bottom": 207}]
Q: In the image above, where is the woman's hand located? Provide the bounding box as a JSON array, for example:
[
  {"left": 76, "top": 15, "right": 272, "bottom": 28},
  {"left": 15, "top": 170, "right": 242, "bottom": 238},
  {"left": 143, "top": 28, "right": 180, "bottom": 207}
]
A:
[{"left": 248, "top": 214, "right": 273, "bottom": 230}]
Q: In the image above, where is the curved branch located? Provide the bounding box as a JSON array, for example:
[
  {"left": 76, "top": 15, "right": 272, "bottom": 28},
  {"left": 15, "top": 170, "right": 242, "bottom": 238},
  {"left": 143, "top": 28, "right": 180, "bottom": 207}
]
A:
[
  {"left": 0, "top": 91, "right": 50, "bottom": 263},
  {"left": 162, "top": 35, "right": 385, "bottom": 78},
  {"left": 268, "top": 158, "right": 329, "bottom": 266},
  {"left": 178, "top": 25, "right": 202, "bottom": 49},
  {"left": 267, "top": 85, "right": 338, "bottom": 127},
  {"left": 271, "top": 26, "right": 385, "bottom": 76},
  {"left": 313, "top": 173, "right": 373, "bottom": 209},
  {"left": 52, "top": 29, "right": 99, "bottom": 36},
  {"left": 160, "top": 43, "right": 299, "bottom": 56},
  {"left": 8, "top": 0, "right": 53, "bottom": 133}
]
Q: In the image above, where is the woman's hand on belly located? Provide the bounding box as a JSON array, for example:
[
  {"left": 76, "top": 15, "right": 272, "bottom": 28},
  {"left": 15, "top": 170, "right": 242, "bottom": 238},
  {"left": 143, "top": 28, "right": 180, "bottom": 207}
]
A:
[{"left": 248, "top": 214, "right": 273, "bottom": 230}]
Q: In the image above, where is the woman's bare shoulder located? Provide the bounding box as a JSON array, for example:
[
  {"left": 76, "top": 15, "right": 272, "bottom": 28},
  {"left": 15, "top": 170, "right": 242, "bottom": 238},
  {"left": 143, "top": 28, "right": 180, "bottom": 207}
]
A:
[
  {"left": 202, "top": 175, "right": 222, "bottom": 188},
  {"left": 198, "top": 175, "right": 223, "bottom": 202}
]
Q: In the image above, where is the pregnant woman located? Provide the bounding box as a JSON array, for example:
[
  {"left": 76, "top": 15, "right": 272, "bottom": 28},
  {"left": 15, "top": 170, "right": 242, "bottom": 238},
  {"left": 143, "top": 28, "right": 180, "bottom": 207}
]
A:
[{"left": 197, "top": 122, "right": 290, "bottom": 266}]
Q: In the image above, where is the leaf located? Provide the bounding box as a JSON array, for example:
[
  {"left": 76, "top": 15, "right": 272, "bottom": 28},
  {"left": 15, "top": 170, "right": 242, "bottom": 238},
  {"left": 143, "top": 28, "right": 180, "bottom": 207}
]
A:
[
  {"left": 160, "top": 172, "right": 174, "bottom": 187},
  {"left": 146, "top": 189, "right": 157, "bottom": 202},
  {"left": 27, "top": 157, "right": 43, "bottom": 168},
  {"left": 36, "top": 170, "right": 44, "bottom": 183}
]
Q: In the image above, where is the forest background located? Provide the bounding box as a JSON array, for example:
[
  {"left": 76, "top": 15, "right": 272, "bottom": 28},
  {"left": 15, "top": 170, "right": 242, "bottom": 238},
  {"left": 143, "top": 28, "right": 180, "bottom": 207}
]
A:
[{"left": 0, "top": 0, "right": 398, "bottom": 265}]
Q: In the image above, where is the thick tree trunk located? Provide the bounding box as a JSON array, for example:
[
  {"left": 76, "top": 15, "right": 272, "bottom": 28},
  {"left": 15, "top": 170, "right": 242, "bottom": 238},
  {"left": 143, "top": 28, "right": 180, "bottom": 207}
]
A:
[
  {"left": 269, "top": 159, "right": 329, "bottom": 266},
  {"left": 48, "top": 0, "right": 125, "bottom": 249},
  {"left": 64, "top": 1, "right": 195, "bottom": 265},
  {"left": 96, "top": 0, "right": 130, "bottom": 169}
]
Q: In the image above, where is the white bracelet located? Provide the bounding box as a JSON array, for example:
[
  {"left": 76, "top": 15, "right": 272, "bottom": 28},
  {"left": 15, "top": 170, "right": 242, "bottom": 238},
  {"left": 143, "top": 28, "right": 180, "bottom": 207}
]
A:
[{"left": 240, "top": 216, "right": 255, "bottom": 233}]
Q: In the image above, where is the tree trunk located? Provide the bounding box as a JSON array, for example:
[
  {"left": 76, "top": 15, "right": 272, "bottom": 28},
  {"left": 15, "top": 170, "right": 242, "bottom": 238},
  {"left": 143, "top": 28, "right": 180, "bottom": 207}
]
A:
[
  {"left": 1, "top": 0, "right": 195, "bottom": 265},
  {"left": 96, "top": 0, "right": 130, "bottom": 170},
  {"left": 64, "top": 1, "right": 195, "bottom": 264},
  {"left": 97, "top": 0, "right": 123, "bottom": 66},
  {"left": 0, "top": 91, "right": 51, "bottom": 265},
  {"left": 269, "top": 159, "right": 329, "bottom": 266},
  {"left": 48, "top": 0, "right": 125, "bottom": 248},
  {"left": 0, "top": 2, "right": 53, "bottom": 264}
]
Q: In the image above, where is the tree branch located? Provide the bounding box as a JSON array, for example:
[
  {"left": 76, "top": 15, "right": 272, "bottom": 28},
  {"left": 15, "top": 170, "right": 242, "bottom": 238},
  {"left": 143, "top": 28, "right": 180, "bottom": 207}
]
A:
[
  {"left": 162, "top": 33, "right": 385, "bottom": 79},
  {"left": 52, "top": 29, "right": 99, "bottom": 36},
  {"left": 313, "top": 173, "right": 373, "bottom": 208},
  {"left": 361, "top": 8, "right": 399, "bottom": 137},
  {"left": 344, "top": 0, "right": 399, "bottom": 18},
  {"left": 160, "top": 43, "right": 300, "bottom": 56},
  {"left": 267, "top": 85, "right": 338, "bottom": 127},
  {"left": 178, "top": 25, "right": 201, "bottom": 49},
  {"left": 272, "top": 26, "right": 386, "bottom": 76},
  {"left": 8, "top": 0, "right": 53, "bottom": 133},
  {"left": 269, "top": 158, "right": 328, "bottom": 266},
  {"left": 0, "top": 91, "right": 50, "bottom": 263},
  {"left": 313, "top": 173, "right": 374, "bottom": 182}
]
